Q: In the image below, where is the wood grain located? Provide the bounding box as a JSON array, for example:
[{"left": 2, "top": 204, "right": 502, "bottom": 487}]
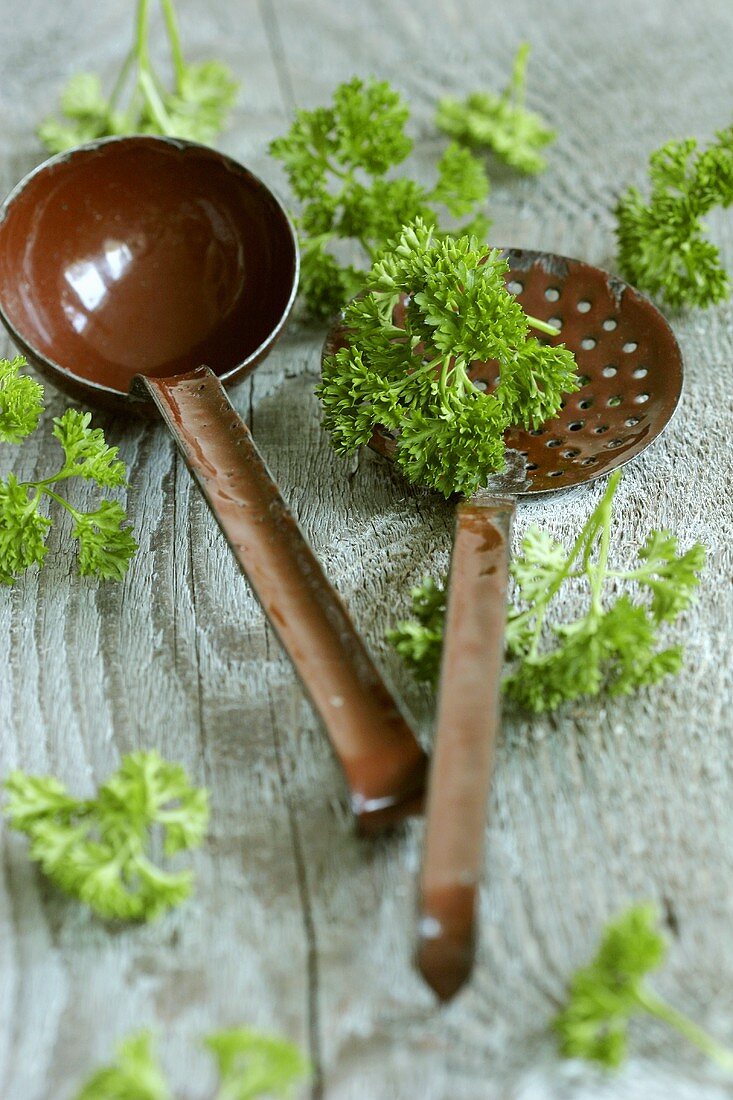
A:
[{"left": 1, "top": 0, "right": 733, "bottom": 1097}]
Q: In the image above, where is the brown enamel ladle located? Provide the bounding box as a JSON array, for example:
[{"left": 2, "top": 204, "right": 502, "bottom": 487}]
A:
[
  {"left": 0, "top": 135, "right": 427, "bottom": 833},
  {"left": 324, "top": 250, "right": 683, "bottom": 997}
]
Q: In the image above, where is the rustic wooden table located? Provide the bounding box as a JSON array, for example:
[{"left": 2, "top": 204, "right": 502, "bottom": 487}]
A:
[{"left": 2, "top": 1, "right": 733, "bottom": 1097}]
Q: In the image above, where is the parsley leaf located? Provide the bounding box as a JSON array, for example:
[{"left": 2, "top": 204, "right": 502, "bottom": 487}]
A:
[
  {"left": 386, "top": 576, "right": 446, "bottom": 685},
  {"left": 0, "top": 474, "right": 52, "bottom": 585},
  {"left": 430, "top": 143, "right": 492, "bottom": 217},
  {"left": 37, "top": 73, "right": 127, "bottom": 152},
  {"left": 318, "top": 219, "right": 577, "bottom": 497},
  {"left": 615, "top": 129, "right": 733, "bottom": 308},
  {"left": 205, "top": 1029, "right": 309, "bottom": 1100},
  {"left": 53, "top": 409, "right": 128, "bottom": 487},
  {"left": 162, "top": 60, "right": 239, "bottom": 144},
  {"left": 0, "top": 364, "right": 137, "bottom": 584},
  {"left": 4, "top": 751, "right": 210, "bottom": 921},
  {"left": 270, "top": 77, "right": 490, "bottom": 319},
  {"left": 388, "top": 471, "right": 705, "bottom": 710},
  {"left": 555, "top": 904, "right": 733, "bottom": 1071},
  {"left": 504, "top": 471, "right": 706, "bottom": 711},
  {"left": 73, "top": 1028, "right": 307, "bottom": 1100},
  {"left": 75, "top": 1032, "right": 171, "bottom": 1100},
  {"left": 72, "top": 501, "right": 140, "bottom": 581},
  {"left": 0, "top": 356, "right": 44, "bottom": 444},
  {"left": 38, "top": 0, "right": 238, "bottom": 154},
  {"left": 634, "top": 530, "right": 707, "bottom": 621},
  {"left": 435, "top": 43, "right": 556, "bottom": 174}
]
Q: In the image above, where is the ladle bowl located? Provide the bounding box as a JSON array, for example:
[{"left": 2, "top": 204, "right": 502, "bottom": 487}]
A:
[
  {"left": 0, "top": 136, "right": 427, "bottom": 832},
  {"left": 324, "top": 249, "right": 683, "bottom": 995},
  {"left": 0, "top": 136, "right": 297, "bottom": 411}
]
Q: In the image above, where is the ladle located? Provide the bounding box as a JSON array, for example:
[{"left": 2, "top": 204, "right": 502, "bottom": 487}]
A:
[
  {"left": 324, "top": 249, "right": 683, "bottom": 995},
  {"left": 0, "top": 135, "right": 427, "bottom": 833}
]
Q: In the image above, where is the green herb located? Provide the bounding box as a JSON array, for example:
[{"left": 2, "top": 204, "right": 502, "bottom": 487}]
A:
[
  {"left": 205, "top": 1029, "right": 309, "bottom": 1100},
  {"left": 435, "top": 43, "right": 556, "bottom": 174},
  {"left": 0, "top": 355, "right": 44, "bottom": 444},
  {"left": 269, "top": 77, "right": 490, "bottom": 319},
  {"left": 386, "top": 576, "right": 445, "bottom": 685},
  {"left": 318, "top": 219, "right": 577, "bottom": 497},
  {"left": 75, "top": 1033, "right": 171, "bottom": 1100},
  {"left": 615, "top": 128, "right": 733, "bottom": 309},
  {"left": 504, "top": 470, "right": 705, "bottom": 711},
  {"left": 4, "top": 751, "right": 209, "bottom": 921},
  {"left": 74, "top": 1028, "right": 308, "bottom": 1100},
  {"left": 0, "top": 357, "right": 137, "bottom": 584},
  {"left": 38, "top": 0, "right": 238, "bottom": 153},
  {"left": 388, "top": 471, "right": 705, "bottom": 710},
  {"left": 555, "top": 904, "right": 733, "bottom": 1071}
]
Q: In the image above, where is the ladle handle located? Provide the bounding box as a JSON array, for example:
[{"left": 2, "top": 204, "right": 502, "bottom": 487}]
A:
[
  {"left": 416, "top": 494, "right": 515, "bottom": 1001},
  {"left": 140, "top": 367, "right": 427, "bottom": 833}
]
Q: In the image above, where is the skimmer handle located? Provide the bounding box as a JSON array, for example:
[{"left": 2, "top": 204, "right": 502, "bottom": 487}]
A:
[{"left": 416, "top": 494, "right": 515, "bottom": 999}]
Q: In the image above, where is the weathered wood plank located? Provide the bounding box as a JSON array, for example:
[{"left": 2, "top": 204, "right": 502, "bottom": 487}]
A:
[{"left": 1, "top": 0, "right": 733, "bottom": 1098}]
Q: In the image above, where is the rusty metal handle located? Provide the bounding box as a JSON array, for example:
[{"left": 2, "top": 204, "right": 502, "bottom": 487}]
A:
[
  {"left": 140, "top": 367, "right": 427, "bottom": 832},
  {"left": 416, "top": 495, "right": 515, "bottom": 999}
]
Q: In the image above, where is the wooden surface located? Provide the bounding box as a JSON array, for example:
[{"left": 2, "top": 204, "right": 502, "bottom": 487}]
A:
[{"left": 1, "top": 1, "right": 733, "bottom": 1097}]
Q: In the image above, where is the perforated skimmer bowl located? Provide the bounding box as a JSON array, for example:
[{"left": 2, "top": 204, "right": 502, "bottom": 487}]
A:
[{"left": 355, "top": 250, "right": 683, "bottom": 489}]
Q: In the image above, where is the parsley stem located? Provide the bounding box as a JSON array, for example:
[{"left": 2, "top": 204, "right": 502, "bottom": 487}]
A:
[
  {"left": 135, "top": 0, "right": 151, "bottom": 71},
  {"left": 516, "top": 471, "right": 622, "bottom": 658},
  {"left": 108, "top": 48, "right": 135, "bottom": 112},
  {"left": 589, "top": 487, "right": 614, "bottom": 616},
  {"left": 22, "top": 489, "right": 43, "bottom": 521},
  {"left": 139, "top": 70, "right": 173, "bottom": 133},
  {"left": 395, "top": 359, "right": 442, "bottom": 389},
  {"left": 457, "top": 361, "right": 479, "bottom": 396},
  {"left": 159, "top": 0, "right": 186, "bottom": 90},
  {"left": 31, "top": 468, "right": 82, "bottom": 488},
  {"left": 606, "top": 564, "right": 675, "bottom": 582},
  {"left": 636, "top": 988, "right": 733, "bottom": 1071},
  {"left": 521, "top": 516, "right": 596, "bottom": 654},
  {"left": 509, "top": 43, "right": 530, "bottom": 108},
  {"left": 328, "top": 160, "right": 352, "bottom": 183},
  {"left": 439, "top": 355, "right": 452, "bottom": 401},
  {"left": 134, "top": 0, "right": 173, "bottom": 132},
  {"left": 526, "top": 314, "right": 560, "bottom": 336},
  {"left": 40, "top": 487, "right": 83, "bottom": 522},
  {"left": 361, "top": 237, "right": 379, "bottom": 262}
]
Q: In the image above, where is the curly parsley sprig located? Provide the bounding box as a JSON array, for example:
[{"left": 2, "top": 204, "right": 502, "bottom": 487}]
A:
[
  {"left": 75, "top": 1033, "right": 171, "bottom": 1100},
  {"left": 386, "top": 576, "right": 445, "bottom": 686},
  {"left": 555, "top": 904, "right": 733, "bottom": 1071},
  {"left": 615, "top": 127, "right": 733, "bottom": 308},
  {"left": 204, "top": 1030, "right": 309, "bottom": 1100},
  {"left": 0, "top": 357, "right": 137, "bottom": 584},
  {"left": 435, "top": 43, "right": 556, "bottom": 174},
  {"left": 388, "top": 471, "right": 705, "bottom": 710},
  {"left": 318, "top": 219, "right": 577, "bottom": 498},
  {"left": 0, "top": 355, "right": 43, "bottom": 443},
  {"left": 269, "top": 77, "right": 491, "bottom": 319},
  {"left": 4, "top": 751, "right": 209, "bottom": 922},
  {"left": 504, "top": 470, "right": 706, "bottom": 711},
  {"left": 38, "top": 0, "right": 238, "bottom": 153},
  {"left": 74, "top": 1027, "right": 308, "bottom": 1100}
]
